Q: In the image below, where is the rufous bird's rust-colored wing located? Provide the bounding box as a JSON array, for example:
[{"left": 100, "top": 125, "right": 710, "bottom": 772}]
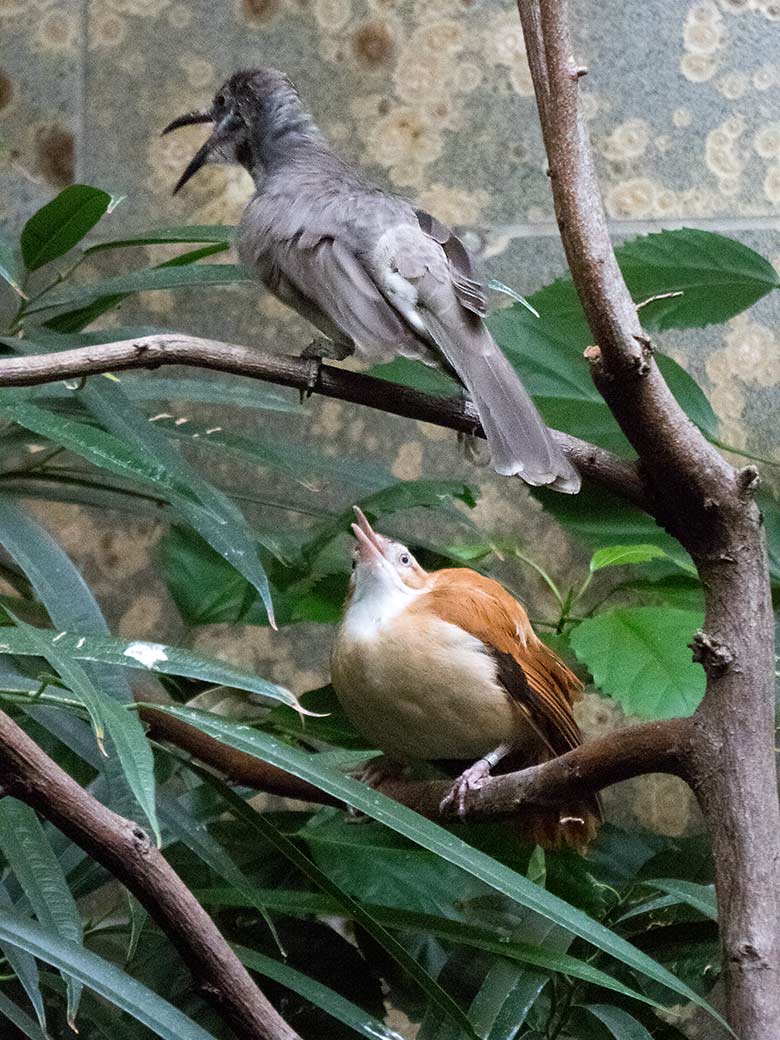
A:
[{"left": 408, "top": 567, "right": 584, "bottom": 755}]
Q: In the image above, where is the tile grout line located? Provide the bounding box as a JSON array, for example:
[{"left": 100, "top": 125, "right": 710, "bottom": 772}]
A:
[{"left": 491, "top": 215, "right": 780, "bottom": 239}]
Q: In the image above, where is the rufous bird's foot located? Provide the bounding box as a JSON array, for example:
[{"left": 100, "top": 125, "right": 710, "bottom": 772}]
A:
[
  {"left": 350, "top": 754, "right": 405, "bottom": 789},
  {"left": 440, "top": 759, "right": 492, "bottom": 819}
]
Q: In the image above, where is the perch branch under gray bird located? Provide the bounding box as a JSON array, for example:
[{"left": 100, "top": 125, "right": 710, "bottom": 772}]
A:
[{"left": 163, "top": 68, "right": 580, "bottom": 492}]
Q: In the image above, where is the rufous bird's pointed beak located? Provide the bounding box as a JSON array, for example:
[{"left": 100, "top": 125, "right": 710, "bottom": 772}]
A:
[{"left": 351, "top": 506, "right": 387, "bottom": 564}]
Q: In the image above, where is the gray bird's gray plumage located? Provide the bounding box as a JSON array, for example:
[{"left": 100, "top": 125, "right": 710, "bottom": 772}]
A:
[{"left": 163, "top": 67, "right": 580, "bottom": 492}]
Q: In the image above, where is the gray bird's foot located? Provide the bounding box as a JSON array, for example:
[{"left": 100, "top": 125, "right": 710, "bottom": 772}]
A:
[
  {"left": 298, "top": 339, "right": 351, "bottom": 402},
  {"left": 440, "top": 758, "right": 492, "bottom": 819},
  {"left": 457, "top": 431, "right": 489, "bottom": 467}
]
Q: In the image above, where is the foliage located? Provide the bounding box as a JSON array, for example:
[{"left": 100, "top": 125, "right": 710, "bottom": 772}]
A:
[{"left": 0, "top": 185, "right": 776, "bottom": 1038}]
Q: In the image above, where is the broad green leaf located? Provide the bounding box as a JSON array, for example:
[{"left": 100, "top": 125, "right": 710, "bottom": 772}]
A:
[
  {"left": 589, "top": 545, "right": 688, "bottom": 573},
  {"left": 582, "top": 1003, "right": 655, "bottom": 1040},
  {"left": 570, "top": 608, "right": 706, "bottom": 719},
  {"left": 202, "top": 774, "right": 479, "bottom": 1039},
  {"left": 0, "top": 910, "right": 217, "bottom": 1040},
  {"left": 26, "top": 263, "right": 253, "bottom": 314},
  {"left": 0, "top": 799, "right": 83, "bottom": 1025},
  {"left": 0, "top": 235, "right": 25, "bottom": 297},
  {"left": 467, "top": 960, "right": 547, "bottom": 1040},
  {"left": 615, "top": 228, "right": 779, "bottom": 329},
  {"left": 0, "top": 883, "right": 46, "bottom": 1033},
  {"left": 195, "top": 886, "right": 667, "bottom": 1010},
  {"left": 0, "top": 990, "right": 47, "bottom": 1040},
  {"left": 0, "top": 626, "right": 300, "bottom": 708},
  {"left": 234, "top": 944, "right": 405, "bottom": 1040},
  {"left": 84, "top": 224, "right": 234, "bottom": 255},
  {"left": 21, "top": 185, "right": 112, "bottom": 271},
  {"left": 5, "top": 613, "right": 161, "bottom": 844},
  {"left": 159, "top": 706, "right": 726, "bottom": 1027},
  {"left": 642, "top": 879, "right": 717, "bottom": 921}
]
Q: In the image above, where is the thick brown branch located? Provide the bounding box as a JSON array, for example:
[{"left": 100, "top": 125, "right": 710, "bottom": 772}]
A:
[
  {"left": 0, "top": 334, "right": 647, "bottom": 508},
  {"left": 518, "top": 3, "right": 780, "bottom": 1035},
  {"left": 143, "top": 705, "right": 690, "bottom": 820},
  {"left": 0, "top": 709, "right": 301, "bottom": 1040}
]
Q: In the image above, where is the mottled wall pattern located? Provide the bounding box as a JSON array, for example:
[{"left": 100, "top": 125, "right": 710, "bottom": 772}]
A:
[{"left": 1, "top": 0, "right": 778, "bottom": 835}]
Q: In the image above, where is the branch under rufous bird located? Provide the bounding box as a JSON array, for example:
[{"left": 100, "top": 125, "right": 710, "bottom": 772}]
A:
[{"left": 330, "top": 508, "right": 601, "bottom": 850}]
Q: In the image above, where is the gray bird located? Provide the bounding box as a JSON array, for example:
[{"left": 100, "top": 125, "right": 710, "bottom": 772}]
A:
[{"left": 163, "top": 68, "right": 580, "bottom": 492}]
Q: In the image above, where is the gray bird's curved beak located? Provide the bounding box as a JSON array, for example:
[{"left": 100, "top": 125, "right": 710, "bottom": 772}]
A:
[{"left": 161, "top": 108, "right": 216, "bottom": 195}]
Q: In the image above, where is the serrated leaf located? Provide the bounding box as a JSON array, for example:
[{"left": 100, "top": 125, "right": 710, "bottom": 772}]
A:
[
  {"left": 26, "top": 263, "right": 253, "bottom": 314},
  {"left": 0, "top": 626, "right": 300, "bottom": 709},
  {"left": 5, "top": 613, "right": 161, "bottom": 844},
  {"left": 21, "top": 185, "right": 112, "bottom": 271},
  {"left": 615, "top": 228, "right": 780, "bottom": 330},
  {"left": 158, "top": 705, "right": 728, "bottom": 1029},
  {"left": 570, "top": 608, "right": 706, "bottom": 719},
  {"left": 0, "top": 799, "right": 84, "bottom": 1026},
  {"left": 0, "top": 910, "right": 217, "bottom": 1040}
]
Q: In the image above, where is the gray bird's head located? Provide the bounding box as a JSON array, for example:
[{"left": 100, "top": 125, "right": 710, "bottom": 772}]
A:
[{"left": 162, "top": 67, "right": 317, "bottom": 193}]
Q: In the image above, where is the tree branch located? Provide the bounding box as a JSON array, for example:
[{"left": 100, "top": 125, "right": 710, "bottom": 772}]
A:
[
  {"left": 518, "top": 3, "right": 780, "bottom": 1035},
  {"left": 0, "top": 709, "right": 301, "bottom": 1040},
  {"left": 143, "top": 705, "right": 691, "bottom": 819},
  {"left": 0, "top": 334, "right": 647, "bottom": 508}
]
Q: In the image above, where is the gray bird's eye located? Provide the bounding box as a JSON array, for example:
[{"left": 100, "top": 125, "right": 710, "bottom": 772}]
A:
[{"left": 399, "top": 553, "right": 411, "bottom": 566}]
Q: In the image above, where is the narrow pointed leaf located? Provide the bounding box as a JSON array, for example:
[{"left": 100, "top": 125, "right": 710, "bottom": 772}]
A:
[
  {"left": 0, "top": 799, "right": 83, "bottom": 1025},
  {"left": 159, "top": 706, "right": 727, "bottom": 1029},
  {"left": 0, "top": 884, "right": 46, "bottom": 1034},
  {"left": 5, "top": 614, "right": 160, "bottom": 844},
  {"left": 583, "top": 1003, "right": 655, "bottom": 1040},
  {"left": 0, "top": 627, "right": 299, "bottom": 708},
  {"left": 0, "top": 990, "right": 48, "bottom": 1040},
  {"left": 0, "top": 236, "right": 26, "bottom": 297},
  {"left": 84, "top": 225, "right": 234, "bottom": 254},
  {"left": 21, "top": 186, "right": 112, "bottom": 271},
  {"left": 198, "top": 772, "right": 479, "bottom": 1039},
  {"left": 0, "top": 910, "right": 217, "bottom": 1040},
  {"left": 642, "top": 879, "right": 717, "bottom": 921},
  {"left": 234, "top": 944, "right": 406, "bottom": 1040}
]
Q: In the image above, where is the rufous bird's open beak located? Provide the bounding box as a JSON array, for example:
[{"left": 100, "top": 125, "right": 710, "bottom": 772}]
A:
[
  {"left": 161, "top": 108, "right": 216, "bottom": 195},
  {"left": 351, "top": 507, "right": 389, "bottom": 566}
]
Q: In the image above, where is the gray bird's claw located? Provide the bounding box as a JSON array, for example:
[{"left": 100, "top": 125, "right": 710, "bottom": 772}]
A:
[
  {"left": 440, "top": 759, "right": 492, "bottom": 819},
  {"left": 300, "top": 355, "right": 322, "bottom": 402}
]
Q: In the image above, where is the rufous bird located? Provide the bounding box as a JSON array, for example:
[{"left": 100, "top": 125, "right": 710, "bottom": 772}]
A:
[
  {"left": 330, "top": 508, "right": 601, "bottom": 850},
  {"left": 163, "top": 67, "right": 580, "bottom": 492}
]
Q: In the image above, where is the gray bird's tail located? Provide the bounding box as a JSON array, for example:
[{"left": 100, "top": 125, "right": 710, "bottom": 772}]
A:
[{"left": 424, "top": 313, "right": 580, "bottom": 493}]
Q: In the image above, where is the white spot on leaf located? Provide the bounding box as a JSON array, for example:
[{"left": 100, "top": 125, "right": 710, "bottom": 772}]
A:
[{"left": 123, "top": 641, "right": 169, "bottom": 669}]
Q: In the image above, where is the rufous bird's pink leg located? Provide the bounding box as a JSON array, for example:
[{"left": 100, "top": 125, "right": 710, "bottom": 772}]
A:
[{"left": 440, "top": 742, "right": 516, "bottom": 818}]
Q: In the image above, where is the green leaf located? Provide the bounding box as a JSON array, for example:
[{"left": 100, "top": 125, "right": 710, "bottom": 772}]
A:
[
  {"left": 0, "top": 799, "right": 84, "bottom": 1026},
  {"left": 5, "top": 613, "right": 161, "bottom": 844},
  {"left": 582, "top": 1003, "right": 655, "bottom": 1040},
  {"left": 0, "top": 883, "right": 46, "bottom": 1033},
  {"left": 589, "top": 545, "right": 687, "bottom": 573},
  {"left": 570, "top": 608, "right": 706, "bottom": 719},
  {"left": 159, "top": 706, "right": 727, "bottom": 1027},
  {"left": 615, "top": 228, "right": 780, "bottom": 330},
  {"left": 0, "top": 910, "right": 218, "bottom": 1040},
  {"left": 26, "top": 263, "right": 253, "bottom": 314},
  {"left": 0, "top": 990, "right": 48, "bottom": 1040},
  {"left": 195, "top": 885, "right": 668, "bottom": 1011},
  {"left": 0, "top": 235, "right": 26, "bottom": 298},
  {"left": 297, "top": 480, "right": 478, "bottom": 567},
  {"left": 21, "top": 186, "right": 112, "bottom": 271},
  {"left": 201, "top": 774, "right": 479, "bottom": 1039},
  {"left": 84, "top": 224, "right": 234, "bottom": 255},
  {"left": 642, "top": 879, "right": 717, "bottom": 921},
  {"left": 234, "top": 944, "right": 405, "bottom": 1040},
  {"left": 0, "top": 626, "right": 301, "bottom": 709}
]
